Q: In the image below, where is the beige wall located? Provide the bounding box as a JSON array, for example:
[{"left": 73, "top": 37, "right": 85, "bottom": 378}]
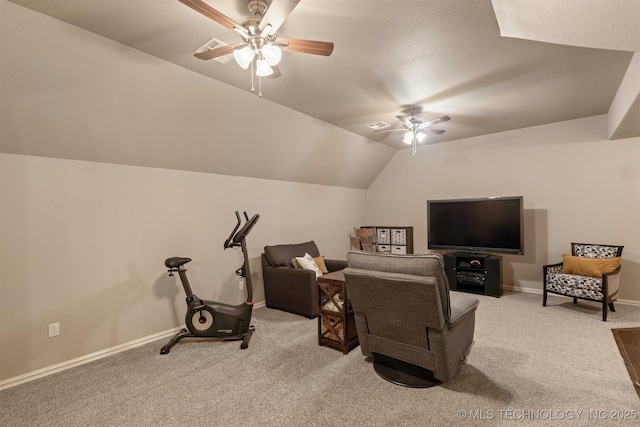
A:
[
  {"left": 365, "top": 115, "right": 640, "bottom": 301},
  {"left": 0, "top": 153, "right": 366, "bottom": 381}
]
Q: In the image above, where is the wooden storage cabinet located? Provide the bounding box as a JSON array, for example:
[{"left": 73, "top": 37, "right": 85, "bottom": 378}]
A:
[
  {"left": 362, "top": 226, "right": 413, "bottom": 254},
  {"left": 317, "top": 270, "right": 359, "bottom": 354}
]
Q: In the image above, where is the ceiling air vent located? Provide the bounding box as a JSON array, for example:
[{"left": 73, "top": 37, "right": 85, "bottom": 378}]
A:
[
  {"left": 194, "top": 37, "right": 233, "bottom": 64},
  {"left": 366, "top": 121, "right": 391, "bottom": 131}
]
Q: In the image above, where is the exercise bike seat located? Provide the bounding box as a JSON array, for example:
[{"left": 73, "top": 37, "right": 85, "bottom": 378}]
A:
[{"left": 165, "top": 257, "right": 192, "bottom": 269}]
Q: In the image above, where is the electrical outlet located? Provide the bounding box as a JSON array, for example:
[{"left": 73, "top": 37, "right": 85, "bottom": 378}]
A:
[
  {"left": 239, "top": 279, "right": 245, "bottom": 291},
  {"left": 48, "top": 322, "right": 60, "bottom": 338}
]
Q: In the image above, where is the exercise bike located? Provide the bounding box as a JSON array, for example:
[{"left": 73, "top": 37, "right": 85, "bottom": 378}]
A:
[{"left": 160, "top": 211, "right": 259, "bottom": 354}]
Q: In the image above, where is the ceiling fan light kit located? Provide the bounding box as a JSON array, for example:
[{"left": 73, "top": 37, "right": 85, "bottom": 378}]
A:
[
  {"left": 403, "top": 130, "right": 427, "bottom": 147},
  {"left": 233, "top": 45, "right": 255, "bottom": 69},
  {"left": 180, "top": 0, "right": 334, "bottom": 96},
  {"left": 255, "top": 54, "right": 274, "bottom": 77},
  {"left": 231, "top": 26, "right": 282, "bottom": 75},
  {"left": 262, "top": 44, "right": 282, "bottom": 66},
  {"left": 373, "top": 108, "right": 451, "bottom": 155}
]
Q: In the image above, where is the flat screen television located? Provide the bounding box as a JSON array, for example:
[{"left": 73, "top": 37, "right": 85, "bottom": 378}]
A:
[{"left": 427, "top": 196, "right": 524, "bottom": 255}]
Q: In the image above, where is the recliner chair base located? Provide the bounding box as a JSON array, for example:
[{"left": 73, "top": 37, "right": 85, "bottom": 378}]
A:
[{"left": 372, "top": 354, "right": 442, "bottom": 388}]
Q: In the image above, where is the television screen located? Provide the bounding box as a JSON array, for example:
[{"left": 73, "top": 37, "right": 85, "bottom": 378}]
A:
[{"left": 427, "top": 196, "right": 524, "bottom": 255}]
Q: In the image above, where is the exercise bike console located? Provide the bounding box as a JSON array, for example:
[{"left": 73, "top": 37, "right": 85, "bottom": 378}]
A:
[{"left": 160, "top": 211, "right": 259, "bottom": 354}]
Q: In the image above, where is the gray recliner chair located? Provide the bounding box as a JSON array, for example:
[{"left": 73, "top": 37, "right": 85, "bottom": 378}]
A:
[{"left": 343, "top": 251, "right": 479, "bottom": 387}]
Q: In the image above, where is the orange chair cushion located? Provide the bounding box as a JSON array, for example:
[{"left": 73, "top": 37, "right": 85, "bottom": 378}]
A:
[{"left": 562, "top": 255, "right": 621, "bottom": 278}]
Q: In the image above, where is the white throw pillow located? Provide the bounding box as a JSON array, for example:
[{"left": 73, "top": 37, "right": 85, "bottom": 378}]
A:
[{"left": 295, "top": 253, "right": 323, "bottom": 277}]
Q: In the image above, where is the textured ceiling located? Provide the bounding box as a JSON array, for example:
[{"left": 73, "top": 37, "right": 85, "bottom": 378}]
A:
[
  {"left": 492, "top": 0, "right": 640, "bottom": 52},
  {"left": 5, "top": 0, "right": 639, "bottom": 151}
]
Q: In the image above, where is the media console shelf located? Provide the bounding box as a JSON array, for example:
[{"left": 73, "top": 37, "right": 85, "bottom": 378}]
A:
[{"left": 444, "top": 253, "right": 502, "bottom": 297}]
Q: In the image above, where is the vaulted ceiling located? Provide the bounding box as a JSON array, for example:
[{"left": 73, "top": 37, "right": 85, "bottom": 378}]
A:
[{"left": 6, "top": 0, "right": 639, "bottom": 152}]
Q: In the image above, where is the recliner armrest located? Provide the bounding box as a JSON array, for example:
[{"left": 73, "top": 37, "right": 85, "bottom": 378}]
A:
[
  {"left": 448, "top": 296, "right": 479, "bottom": 328},
  {"left": 261, "top": 262, "right": 318, "bottom": 317},
  {"left": 262, "top": 264, "right": 316, "bottom": 282}
]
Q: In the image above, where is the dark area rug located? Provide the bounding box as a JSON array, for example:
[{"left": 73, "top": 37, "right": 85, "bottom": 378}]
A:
[{"left": 612, "top": 327, "right": 640, "bottom": 399}]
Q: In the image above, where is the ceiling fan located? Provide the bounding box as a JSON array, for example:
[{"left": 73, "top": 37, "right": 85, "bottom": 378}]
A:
[
  {"left": 180, "top": 0, "right": 334, "bottom": 96},
  {"left": 373, "top": 108, "right": 451, "bottom": 155}
]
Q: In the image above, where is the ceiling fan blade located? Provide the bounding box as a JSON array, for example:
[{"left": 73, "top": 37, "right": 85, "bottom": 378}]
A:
[
  {"left": 259, "top": 0, "right": 301, "bottom": 33},
  {"left": 278, "top": 37, "right": 334, "bottom": 56},
  {"left": 422, "top": 128, "right": 446, "bottom": 135},
  {"left": 194, "top": 43, "right": 245, "bottom": 60},
  {"left": 180, "top": 0, "right": 247, "bottom": 34},
  {"left": 417, "top": 115, "right": 451, "bottom": 128},
  {"left": 396, "top": 115, "right": 412, "bottom": 126},
  {"left": 378, "top": 128, "right": 408, "bottom": 133},
  {"left": 267, "top": 65, "right": 282, "bottom": 79}
]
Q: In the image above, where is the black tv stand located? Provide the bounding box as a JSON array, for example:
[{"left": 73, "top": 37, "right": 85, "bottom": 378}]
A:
[
  {"left": 444, "top": 253, "right": 502, "bottom": 297},
  {"left": 455, "top": 252, "right": 491, "bottom": 258}
]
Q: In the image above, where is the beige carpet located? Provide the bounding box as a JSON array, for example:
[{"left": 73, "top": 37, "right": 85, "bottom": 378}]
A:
[{"left": 1, "top": 291, "right": 639, "bottom": 426}]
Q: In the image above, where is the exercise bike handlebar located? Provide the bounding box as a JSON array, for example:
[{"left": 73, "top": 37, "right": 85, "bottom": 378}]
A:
[
  {"left": 224, "top": 211, "right": 260, "bottom": 249},
  {"left": 223, "top": 211, "right": 242, "bottom": 249}
]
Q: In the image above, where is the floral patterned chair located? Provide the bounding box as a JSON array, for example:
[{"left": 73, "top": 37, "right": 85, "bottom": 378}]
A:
[{"left": 543, "top": 243, "right": 623, "bottom": 321}]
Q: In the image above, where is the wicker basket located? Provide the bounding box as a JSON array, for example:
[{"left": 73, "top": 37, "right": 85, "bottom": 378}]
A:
[{"left": 321, "top": 313, "right": 357, "bottom": 342}]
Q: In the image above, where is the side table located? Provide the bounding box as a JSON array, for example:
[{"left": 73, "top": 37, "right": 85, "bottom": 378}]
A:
[{"left": 317, "top": 270, "right": 359, "bottom": 354}]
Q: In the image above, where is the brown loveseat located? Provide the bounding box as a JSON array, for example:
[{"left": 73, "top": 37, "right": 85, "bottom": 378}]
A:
[{"left": 261, "top": 241, "right": 347, "bottom": 318}]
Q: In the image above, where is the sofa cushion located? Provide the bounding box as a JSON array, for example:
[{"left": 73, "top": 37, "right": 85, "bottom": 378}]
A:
[
  {"left": 546, "top": 273, "right": 604, "bottom": 300},
  {"left": 264, "top": 241, "right": 320, "bottom": 267},
  {"left": 292, "top": 255, "right": 329, "bottom": 273},
  {"left": 294, "top": 253, "right": 324, "bottom": 277},
  {"left": 562, "top": 255, "right": 621, "bottom": 278}
]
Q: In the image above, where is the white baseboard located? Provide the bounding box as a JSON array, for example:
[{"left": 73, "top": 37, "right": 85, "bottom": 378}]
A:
[
  {"left": 504, "top": 284, "right": 640, "bottom": 307},
  {"left": 0, "top": 326, "right": 182, "bottom": 391},
  {"left": 0, "top": 301, "right": 266, "bottom": 391},
  {"left": 503, "top": 284, "right": 543, "bottom": 295}
]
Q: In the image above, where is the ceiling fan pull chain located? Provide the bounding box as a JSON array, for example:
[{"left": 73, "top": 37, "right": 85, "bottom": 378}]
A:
[{"left": 250, "top": 60, "right": 255, "bottom": 93}]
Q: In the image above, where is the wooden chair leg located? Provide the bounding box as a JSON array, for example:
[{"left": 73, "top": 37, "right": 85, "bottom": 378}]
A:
[
  {"left": 608, "top": 302, "right": 615, "bottom": 312},
  {"left": 602, "top": 300, "right": 608, "bottom": 321},
  {"left": 573, "top": 297, "right": 578, "bottom": 304},
  {"left": 543, "top": 288, "right": 547, "bottom": 306}
]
